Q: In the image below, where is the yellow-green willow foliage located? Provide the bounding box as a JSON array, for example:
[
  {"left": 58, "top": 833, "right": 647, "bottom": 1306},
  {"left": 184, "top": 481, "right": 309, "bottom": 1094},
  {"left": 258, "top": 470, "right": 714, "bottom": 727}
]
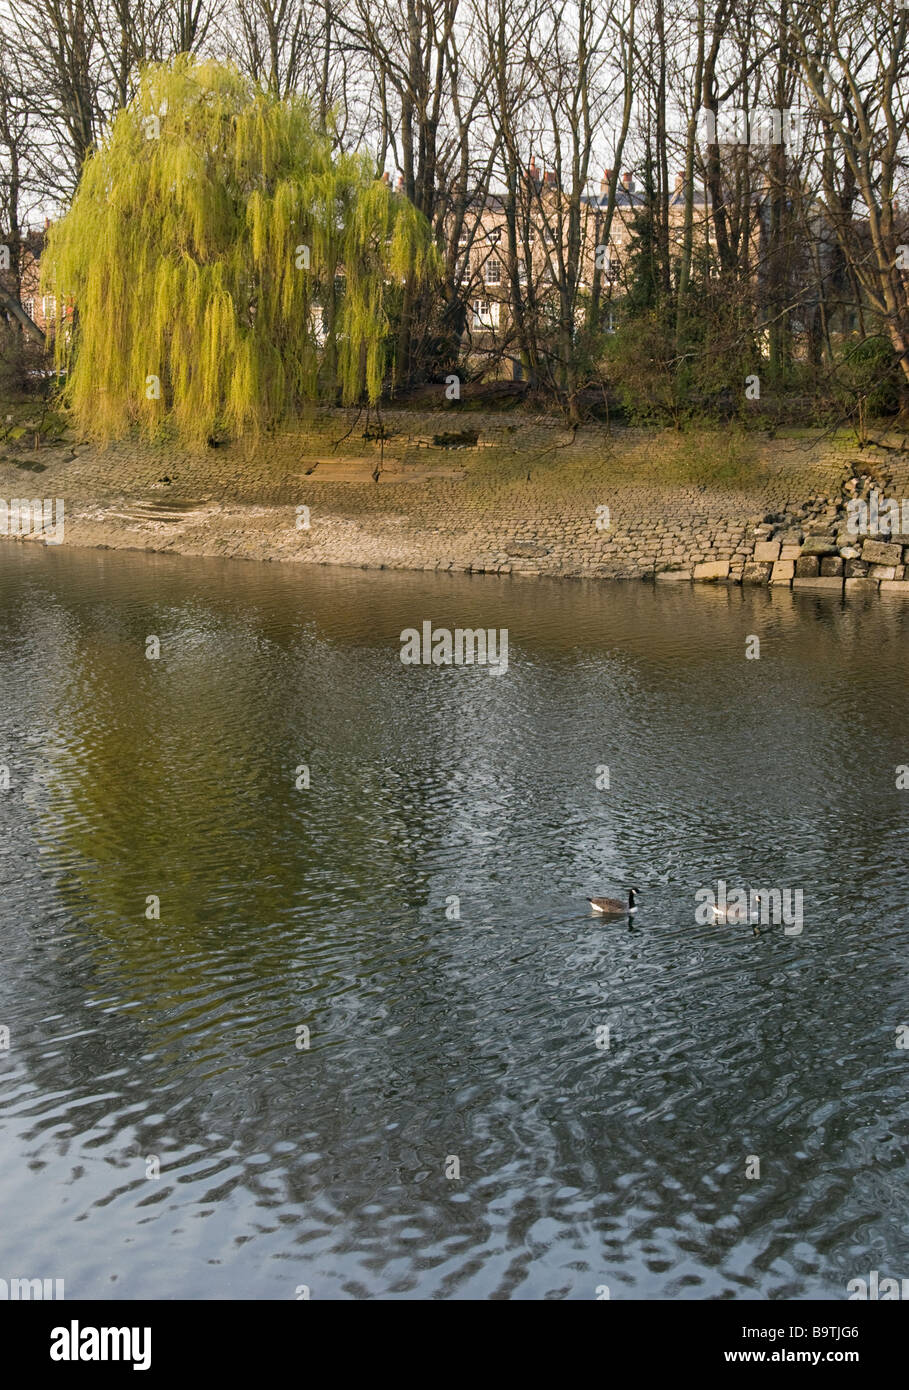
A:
[{"left": 43, "top": 57, "right": 435, "bottom": 445}]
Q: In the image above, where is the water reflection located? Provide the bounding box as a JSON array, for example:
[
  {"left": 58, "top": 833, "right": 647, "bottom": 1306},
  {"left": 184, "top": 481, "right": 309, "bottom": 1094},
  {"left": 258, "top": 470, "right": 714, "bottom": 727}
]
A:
[{"left": 0, "top": 546, "right": 907, "bottom": 1298}]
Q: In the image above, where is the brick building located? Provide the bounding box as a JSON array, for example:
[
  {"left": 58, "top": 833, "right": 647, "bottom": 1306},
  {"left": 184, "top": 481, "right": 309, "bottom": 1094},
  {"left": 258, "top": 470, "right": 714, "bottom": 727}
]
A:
[
  {"left": 455, "top": 163, "right": 716, "bottom": 360},
  {"left": 0, "top": 226, "right": 67, "bottom": 342}
]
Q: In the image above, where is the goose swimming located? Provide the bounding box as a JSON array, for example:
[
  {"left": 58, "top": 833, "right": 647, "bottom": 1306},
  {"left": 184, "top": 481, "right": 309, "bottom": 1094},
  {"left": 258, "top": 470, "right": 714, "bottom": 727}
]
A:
[
  {"left": 707, "top": 902, "right": 759, "bottom": 924},
  {"left": 588, "top": 889, "right": 638, "bottom": 916}
]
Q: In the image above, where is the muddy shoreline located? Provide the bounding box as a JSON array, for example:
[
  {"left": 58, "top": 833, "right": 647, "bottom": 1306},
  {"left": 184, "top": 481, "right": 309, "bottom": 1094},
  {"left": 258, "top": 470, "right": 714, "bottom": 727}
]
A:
[{"left": 2, "top": 410, "right": 908, "bottom": 591}]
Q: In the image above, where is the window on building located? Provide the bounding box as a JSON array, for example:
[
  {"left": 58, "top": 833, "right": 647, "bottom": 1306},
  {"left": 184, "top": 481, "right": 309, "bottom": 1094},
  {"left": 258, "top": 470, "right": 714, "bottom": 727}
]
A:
[
  {"left": 309, "top": 303, "right": 327, "bottom": 346},
  {"left": 472, "top": 300, "right": 500, "bottom": 330},
  {"left": 488, "top": 228, "right": 501, "bottom": 244},
  {"left": 42, "top": 295, "right": 56, "bottom": 320},
  {"left": 22, "top": 299, "right": 34, "bottom": 320},
  {"left": 484, "top": 259, "right": 501, "bottom": 285}
]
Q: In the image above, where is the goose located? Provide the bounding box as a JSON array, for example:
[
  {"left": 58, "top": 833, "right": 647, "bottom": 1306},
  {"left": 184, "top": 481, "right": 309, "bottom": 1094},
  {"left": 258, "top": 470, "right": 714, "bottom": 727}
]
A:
[
  {"left": 588, "top": 889, "right": 638, "bottom": 916},
  {"left": 707, "top": 902, "right": 759, "bottom": 925}
]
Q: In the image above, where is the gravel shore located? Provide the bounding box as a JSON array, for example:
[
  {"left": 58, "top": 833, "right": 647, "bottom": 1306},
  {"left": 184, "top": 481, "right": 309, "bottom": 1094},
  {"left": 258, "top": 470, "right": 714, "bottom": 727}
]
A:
[{"left": 0, "top": 409, "right": 903, "bottom": 584}]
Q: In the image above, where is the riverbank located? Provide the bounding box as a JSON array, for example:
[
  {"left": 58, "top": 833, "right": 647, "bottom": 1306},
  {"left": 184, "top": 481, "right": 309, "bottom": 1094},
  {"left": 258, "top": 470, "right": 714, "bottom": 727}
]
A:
[{"left": 3, "top": 408, "right": 909, "bottom": 592}]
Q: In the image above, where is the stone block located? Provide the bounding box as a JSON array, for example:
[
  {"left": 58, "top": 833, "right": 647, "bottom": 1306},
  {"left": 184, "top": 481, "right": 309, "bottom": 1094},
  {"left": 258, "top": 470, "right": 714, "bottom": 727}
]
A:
[
  {"left": 868, "top": 564, "right": 898, "bottom": 581},
  {"left": 880, "top": 580, "right": 909, "bottom": 594},
  {"left": 693, "top": 560, "right": 730, "bottom": 580},
  {"left": 779, "top": 544, "right": 801, "bottom": 561},
  {"left": 820, "top": 556, "right": 844, "bottom": 576},
  {"left": 795, "top": 554, "right": 819, "bottom": 578},
  {"left": 861, "top": 539, "right": 904, "bottom": 566},
  {"left": 845, "top": 558, "right": 869, "bottom": 578},
  {"left": 792, "top": 576, "right": 844, "bottom": 591},
  {"left": 654, "top": 568, "right": 692, "bottom": 582},
  {"left": 800, "top": 536, "right": 837, "bottom": 556},
  {"left": 753, "top": 540, "right": 781, "bottom": 562},
  {"left": 770, "top": 560, "right": 794, "bottom": 583},
  {"left": 844, "top": 578, "right": 879, "bottom": 594},
  {"left": 742, "top": 561, "right": 772, "bottom": 584}
]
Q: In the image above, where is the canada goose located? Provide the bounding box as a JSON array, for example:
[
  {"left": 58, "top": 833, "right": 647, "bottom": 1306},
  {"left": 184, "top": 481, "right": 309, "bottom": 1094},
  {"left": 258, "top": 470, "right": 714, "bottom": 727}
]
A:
[
  {"left": 707, "top": 903, "right": 758, "bottom": 924},
  {"left": 588, "top": 889, "right": 638, "bottom": 915}
]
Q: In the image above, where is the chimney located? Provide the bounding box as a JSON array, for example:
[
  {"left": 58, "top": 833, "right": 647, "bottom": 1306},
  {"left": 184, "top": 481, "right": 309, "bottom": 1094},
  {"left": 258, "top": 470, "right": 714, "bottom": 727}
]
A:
[
  {"left": 528, "top": 156, "right": 539, "bottom": 182},
  {"left": 600, "top": 168, "right": 613, "bottom": 195},
  {"left": 395, "top": 174, "right": 404, "bottom": 192},
  {"left": 622, "top": 171, "right": 633, "bottom": 191},
  {"left": 544, "top": 169, "right": 557, "bottom": 187}
]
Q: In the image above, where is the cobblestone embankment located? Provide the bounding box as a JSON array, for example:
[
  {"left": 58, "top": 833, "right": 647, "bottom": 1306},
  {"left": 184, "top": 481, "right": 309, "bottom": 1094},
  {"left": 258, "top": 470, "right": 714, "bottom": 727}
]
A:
[{"left": 2, "top": 410, "right": 909, "bottom": 593}]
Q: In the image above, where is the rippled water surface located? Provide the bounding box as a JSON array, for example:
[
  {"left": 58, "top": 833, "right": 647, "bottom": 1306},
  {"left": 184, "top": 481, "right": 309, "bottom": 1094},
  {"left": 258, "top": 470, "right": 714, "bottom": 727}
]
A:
[{"left": 1, "top": 545, "right": 907, "bottom": 1299}]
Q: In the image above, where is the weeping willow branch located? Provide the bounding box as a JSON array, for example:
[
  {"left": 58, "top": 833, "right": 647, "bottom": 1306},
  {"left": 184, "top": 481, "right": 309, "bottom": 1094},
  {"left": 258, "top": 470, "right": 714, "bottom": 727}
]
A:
[{"left": 42, "top": 56, "right": 435, "bottom": 446}]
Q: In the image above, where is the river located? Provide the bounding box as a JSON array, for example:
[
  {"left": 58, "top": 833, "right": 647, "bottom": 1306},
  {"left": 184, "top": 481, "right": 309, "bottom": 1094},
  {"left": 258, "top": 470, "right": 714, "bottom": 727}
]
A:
[{"left": 1, "top": 544, "right": 907, "bottom": 1298}]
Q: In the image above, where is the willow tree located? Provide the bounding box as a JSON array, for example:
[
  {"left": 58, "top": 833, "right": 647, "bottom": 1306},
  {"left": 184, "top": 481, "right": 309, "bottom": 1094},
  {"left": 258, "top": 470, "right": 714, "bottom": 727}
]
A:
[{"left": 42, "top": 57, "right": 435, "bottom": 445}]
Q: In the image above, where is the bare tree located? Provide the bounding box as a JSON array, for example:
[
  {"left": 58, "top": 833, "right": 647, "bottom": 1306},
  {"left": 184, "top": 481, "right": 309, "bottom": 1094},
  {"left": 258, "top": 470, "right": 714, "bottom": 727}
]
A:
[{"left": 788, "top": 1, "right": 909, "bottom": 396}]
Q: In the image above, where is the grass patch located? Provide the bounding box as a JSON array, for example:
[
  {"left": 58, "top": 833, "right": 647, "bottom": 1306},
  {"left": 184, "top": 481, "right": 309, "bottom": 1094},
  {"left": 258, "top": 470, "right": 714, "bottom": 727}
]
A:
[{"left": 462, "top": 422, "right": 775, "bottom": 494}]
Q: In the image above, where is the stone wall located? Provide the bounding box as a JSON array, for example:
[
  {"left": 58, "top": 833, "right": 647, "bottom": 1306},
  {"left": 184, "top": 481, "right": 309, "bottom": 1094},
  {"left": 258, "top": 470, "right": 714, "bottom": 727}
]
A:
[{"left": 684, "top": 469, "right": 909, "bottom": 596}]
